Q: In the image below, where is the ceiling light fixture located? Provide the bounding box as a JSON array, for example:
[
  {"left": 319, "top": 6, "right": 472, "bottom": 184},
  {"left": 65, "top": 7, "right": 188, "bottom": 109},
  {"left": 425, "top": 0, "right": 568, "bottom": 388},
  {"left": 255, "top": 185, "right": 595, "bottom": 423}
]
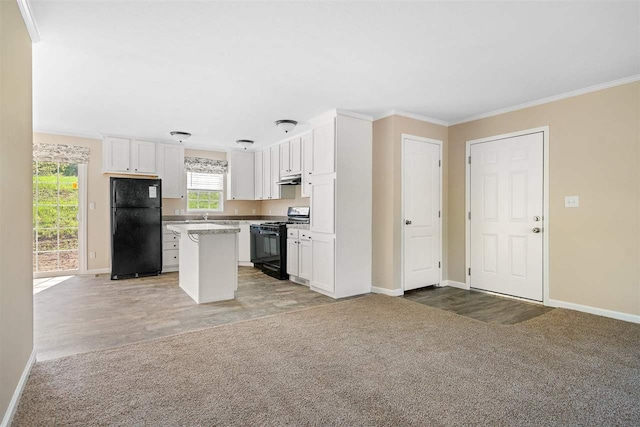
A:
[
  {"left": 170, "top": 131, "right": 191, "bottom": 143},
  {"left": 236, "top": 139, "right": 254, "bottom": 150},
  {"left": 275, "top": 119, "right": 297, "bottom": 133}
]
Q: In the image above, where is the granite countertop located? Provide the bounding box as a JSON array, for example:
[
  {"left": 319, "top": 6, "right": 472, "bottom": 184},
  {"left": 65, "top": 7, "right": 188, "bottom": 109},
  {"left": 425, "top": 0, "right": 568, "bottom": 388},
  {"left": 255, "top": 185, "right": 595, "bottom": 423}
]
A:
[
  {"left": 162, "top": 215, "right": 287, "bottom": 222},
  {"left": 287, "top": 224, "right": 310, "bottom": 230},
  {"left": 166, "top": 223, "right": 241, "bottom": 235}
]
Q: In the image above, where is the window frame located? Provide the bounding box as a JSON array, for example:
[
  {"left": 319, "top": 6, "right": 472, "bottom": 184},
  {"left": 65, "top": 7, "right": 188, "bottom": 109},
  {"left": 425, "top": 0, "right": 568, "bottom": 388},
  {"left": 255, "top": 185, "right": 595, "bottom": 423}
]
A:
[{"left": 185, "top": 171, "right": 225, "bottom": 213}]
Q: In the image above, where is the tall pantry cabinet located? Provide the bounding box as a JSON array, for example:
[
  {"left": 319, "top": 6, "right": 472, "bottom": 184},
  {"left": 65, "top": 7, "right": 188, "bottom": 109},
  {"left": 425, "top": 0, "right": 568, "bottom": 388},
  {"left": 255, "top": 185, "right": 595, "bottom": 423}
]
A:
[{"left": 308, "top": 111, "right": 372, "bottom": 298}]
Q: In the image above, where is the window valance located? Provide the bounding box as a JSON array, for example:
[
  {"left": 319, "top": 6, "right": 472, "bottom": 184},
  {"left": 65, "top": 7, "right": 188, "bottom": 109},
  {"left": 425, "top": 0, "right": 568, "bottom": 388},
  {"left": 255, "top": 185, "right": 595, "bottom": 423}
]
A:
[
  {"left": 33, "top": 144, "right": 90, "bottom": 164},
  {"left": 184, "top": 156, "right": 228, "bottom": 174}
]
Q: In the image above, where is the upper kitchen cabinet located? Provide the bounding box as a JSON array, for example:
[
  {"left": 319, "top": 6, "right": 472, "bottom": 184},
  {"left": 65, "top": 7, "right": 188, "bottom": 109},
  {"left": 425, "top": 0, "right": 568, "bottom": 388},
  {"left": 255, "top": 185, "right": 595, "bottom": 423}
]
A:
[
  {"left": 102, "top": 137, "right": 157, "bottom": 175},
  {"left": 270, "top": 145, "right": 295, "bottom": 200},
  {"left": 280, "top": 137, "right": 302, "bottom": 176},
  {"left": 301, "top": 132, "right": 312, "bottom": 198},
  {"left": 156, "top": 143, "right": 185, "bottom": 199},
  {"left": 227, "top": 150, "right": 255, "bottom": 200},
  {"left": 254, "top": 150, "right": 264, "bottom": 200},
  {"left": 311, "top": 119, "right": 335, "bottom": 176}
]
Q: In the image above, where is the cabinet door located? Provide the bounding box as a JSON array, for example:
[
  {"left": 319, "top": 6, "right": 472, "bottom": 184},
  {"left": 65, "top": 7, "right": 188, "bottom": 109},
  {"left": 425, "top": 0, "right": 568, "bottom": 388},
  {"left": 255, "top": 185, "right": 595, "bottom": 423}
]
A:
[
  {"left": 254, "top": 151, "right": 263, "bottom": 200},
  {"left": 270, "top": 145, "right": 281, "bottom": 199},
  {"left": 311, "top": 119, "right": 335, "bottom": 175},
  {"left": 301, "top": 133, "right": 312, "bottom": 198},
  {"left": 290, "top": 137, "right": 302, "bottom": 175},
  {"left": 299, "top": 238, "right": 312, "bottom": 280},
  {"left": 238, "top": 224, "right": 251, "bottom": 263},
  {"left": 287, "top": 238, "right": 299, "bottom": 277},
  {"left": 157, "top": 144, "right": 185, "bottom": 199},
  {"left": 131, "top": 140, "right": 157, "bottom": 174},
  {"left": 102, "top": 137, "right": 131, "bottom": 172},
  {"left": 228, "top": 151, "right": 255, "bottom": 200},
  {"left": 263, "top": 149, "right": 272, "bottom": 199},
  {"left": 310, "top": 174, "right": 335, "bottom": 234},
  {"left": 280, "top": 141, "right": 291, "bottom": 176},
  {"left": 311, "top": 233, "right": 334, "bottom": 293}
]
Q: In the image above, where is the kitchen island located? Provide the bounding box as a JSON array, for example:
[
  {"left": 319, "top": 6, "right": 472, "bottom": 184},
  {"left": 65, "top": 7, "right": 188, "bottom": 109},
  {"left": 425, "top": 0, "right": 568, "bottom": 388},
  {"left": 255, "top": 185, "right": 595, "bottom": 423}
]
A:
[{"left": 166, "top": 223, "right": 240, "bottom": 304}]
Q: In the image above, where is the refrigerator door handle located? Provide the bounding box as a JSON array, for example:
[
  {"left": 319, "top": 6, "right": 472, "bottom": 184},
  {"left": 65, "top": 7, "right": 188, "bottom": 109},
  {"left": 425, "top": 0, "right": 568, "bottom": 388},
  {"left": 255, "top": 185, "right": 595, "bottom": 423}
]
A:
[{"left": 113, "top": 210, "right": 117, "bottom": 235}]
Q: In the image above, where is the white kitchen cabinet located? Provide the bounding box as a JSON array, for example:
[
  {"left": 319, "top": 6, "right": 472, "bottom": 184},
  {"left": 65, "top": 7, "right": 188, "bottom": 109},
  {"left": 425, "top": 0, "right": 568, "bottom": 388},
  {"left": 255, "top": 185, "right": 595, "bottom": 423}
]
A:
[
  {"left": 162, "top": 226, "right": 180, "bottom": 272},
  {"left": 280, "top": 137, "right": 302, "bottom": 177},
  {"left": 311, "top": 118, "right": 335, "bottom": 175},
  {"left": 238, "top": 223, "right": 252, "bottom": 265},
  {"left": 270, "top": 145, "right": 281, "bottom": 199},
  {"left": 286, "top": 237, "right": 299, "bottom": 277},
  {"left": 102, "top": 137, "right": 131, "bottom": 173},
  {"left": 131, "top": 140, "right": 157, "bottom": 174},
  {"left": 255, "top": 150, "right": 263, "bottom": 200},
  {"left": 280, "top": 141, "right": 291, "bottom": 176},
  {"left": 262, "top": 148, "right": 272, "bottom": 200},
  {"left": 156, "top": 143, "right": 185, "bottom": 199},
  {"left": 310, "top": 173, "right": 335, "bottom": 234},
  {"left": 299, "top": 236, "right": 312, "bottom": 280},
  {"left": 102, "top": 137, "right": 157, "bottom": 175},
  {"left": 301, "top": 133, "right": 312, "bottom": 198},
  {"left": 227, "top": 151, "right": 255, "bottom": 200},
  {"left": 310, "top": 232, "right": 335, "bottom": 293}
]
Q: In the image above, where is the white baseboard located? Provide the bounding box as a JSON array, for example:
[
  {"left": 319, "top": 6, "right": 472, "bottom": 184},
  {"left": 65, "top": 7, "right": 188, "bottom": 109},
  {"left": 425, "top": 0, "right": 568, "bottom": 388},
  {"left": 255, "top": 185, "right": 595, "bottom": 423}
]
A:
[
  {"left": 547, "top": 299, "right": 640, "bottom": 324},
  {"left": 1, "top": 350, "right": 36, "bottom": 427},
  {"left": 238, "top": 262, "right": 254, "bottom": 267},
  {"left": 441, "top": 280, "right": 468, "bottom": 290},
  {"left": 371, "top": 286, "right": 404, "bottom": 297}
]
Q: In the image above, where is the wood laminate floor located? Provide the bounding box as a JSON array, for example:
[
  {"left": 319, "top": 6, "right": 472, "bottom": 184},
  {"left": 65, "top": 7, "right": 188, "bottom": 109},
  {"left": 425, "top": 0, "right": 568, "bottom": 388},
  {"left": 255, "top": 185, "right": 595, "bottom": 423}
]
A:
[
  {"left": 35, "top": 267, "right": 340, "bottom": 361},
  {"left": 403, "top": 286, "right": 554, "bottom": 325}
]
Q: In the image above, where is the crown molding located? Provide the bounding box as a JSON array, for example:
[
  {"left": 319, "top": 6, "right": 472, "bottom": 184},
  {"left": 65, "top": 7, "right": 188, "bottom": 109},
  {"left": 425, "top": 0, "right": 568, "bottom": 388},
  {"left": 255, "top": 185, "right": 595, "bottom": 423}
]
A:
[
  {"left": 16, "top": 0, "right": 40, "bottom": 43},
  {"left": 374, "top": 109, "right": 449, "bottom": 127},
  {"left": 450, "top": 74, "right": 640, "bottom": 126},
  {"left": 34, "top": 128, "right": 102, "bottom": 141}
]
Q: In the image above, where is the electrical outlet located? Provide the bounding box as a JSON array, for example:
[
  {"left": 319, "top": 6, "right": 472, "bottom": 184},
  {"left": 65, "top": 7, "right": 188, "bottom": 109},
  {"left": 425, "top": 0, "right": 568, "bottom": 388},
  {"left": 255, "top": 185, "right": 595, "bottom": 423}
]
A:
[
  {"left": 180, "top": 209, "right": 185, "bottom": 214},
  {"left": 234, "top": 208, "right": 239, "bottom": 215},
  {"left": 251, "top": 209, "right": 256, "bottom": 214},
  {"left": 565, "top": 196, "right": 579, "bottom": 208},
  {"left": 89, "top": 251, "right": 96, "bottom": 259},
  {"left": 174, "top": 209, "right": 180, "bottom": 215},
  {"left": 269, "top": 210, "right": 272, "bottom": 215}
]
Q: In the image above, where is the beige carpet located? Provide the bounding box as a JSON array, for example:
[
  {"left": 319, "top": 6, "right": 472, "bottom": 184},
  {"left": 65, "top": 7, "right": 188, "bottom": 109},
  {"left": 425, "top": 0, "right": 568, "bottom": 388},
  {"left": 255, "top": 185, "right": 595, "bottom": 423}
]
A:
[{"left": 13, "top": 295, "right": 640, "bottom": 426}]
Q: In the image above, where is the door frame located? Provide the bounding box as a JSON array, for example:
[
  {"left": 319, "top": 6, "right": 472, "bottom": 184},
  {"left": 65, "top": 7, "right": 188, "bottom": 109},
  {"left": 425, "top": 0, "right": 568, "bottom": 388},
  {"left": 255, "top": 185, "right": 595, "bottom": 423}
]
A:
[
  {"left": 401, "top": 134, "right": 443, "bottom": 292},
  {"left": 33, "top": 163, "right": 88, "bottom": 279},
  {"left": 464, "top": 126, "right": 550, "bottom": 304}
]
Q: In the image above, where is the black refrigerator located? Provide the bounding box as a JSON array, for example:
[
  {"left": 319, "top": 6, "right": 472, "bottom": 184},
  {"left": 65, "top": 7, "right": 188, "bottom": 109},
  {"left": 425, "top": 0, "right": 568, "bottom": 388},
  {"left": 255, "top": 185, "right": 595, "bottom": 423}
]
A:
[{"left": 110, "top": 177, "right": 162, "bottom": 280}]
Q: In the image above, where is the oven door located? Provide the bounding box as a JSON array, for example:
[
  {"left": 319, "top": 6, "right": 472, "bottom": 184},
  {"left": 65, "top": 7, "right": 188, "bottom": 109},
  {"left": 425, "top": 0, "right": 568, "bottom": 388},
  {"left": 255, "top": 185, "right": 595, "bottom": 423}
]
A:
[{"left": 250, "top": 226, "right": 281, "bottom": 267}]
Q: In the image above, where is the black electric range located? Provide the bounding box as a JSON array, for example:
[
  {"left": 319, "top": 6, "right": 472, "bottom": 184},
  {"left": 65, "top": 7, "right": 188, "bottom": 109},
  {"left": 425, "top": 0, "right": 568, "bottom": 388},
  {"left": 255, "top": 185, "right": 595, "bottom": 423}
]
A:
[{"left": 250, "top": 206, "right": 310, "bottom": 279}]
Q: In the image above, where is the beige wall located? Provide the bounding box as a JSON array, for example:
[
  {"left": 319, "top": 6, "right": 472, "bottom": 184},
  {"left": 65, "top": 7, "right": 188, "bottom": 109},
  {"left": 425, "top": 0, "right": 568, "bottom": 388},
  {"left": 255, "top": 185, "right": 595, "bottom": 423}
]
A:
[
  {"left": 0, "top": 0, "right": 34, "bottom": 419},
  {"left": 372, "top": 115, "right": 448, "bottom": 290},
  {"left": 258, "top": 185, "right": 309, "bottom": 216},
  {"left": 448, "top": 82, "right": 640, "bottom": 316}
]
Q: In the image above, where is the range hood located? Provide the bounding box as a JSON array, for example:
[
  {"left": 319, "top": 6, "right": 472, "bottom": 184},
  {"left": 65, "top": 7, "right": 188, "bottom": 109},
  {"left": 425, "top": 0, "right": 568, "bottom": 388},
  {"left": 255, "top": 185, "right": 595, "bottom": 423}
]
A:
[{"left": 276, "top": 174, "right": 301, "bottom": 185}]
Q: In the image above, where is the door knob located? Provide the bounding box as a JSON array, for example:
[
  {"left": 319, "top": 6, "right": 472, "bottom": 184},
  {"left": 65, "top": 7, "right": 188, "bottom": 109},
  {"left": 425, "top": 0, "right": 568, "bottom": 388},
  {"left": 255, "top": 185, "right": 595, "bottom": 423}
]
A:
[
  {"left": 532, "top": 227, "right": 541, "bottom": 233},
  {"left": 405, "top": 220, "right": 412, "bottom": 225},
  {"left": 533, "top": 216, "right": 541, "bottom": 221}
]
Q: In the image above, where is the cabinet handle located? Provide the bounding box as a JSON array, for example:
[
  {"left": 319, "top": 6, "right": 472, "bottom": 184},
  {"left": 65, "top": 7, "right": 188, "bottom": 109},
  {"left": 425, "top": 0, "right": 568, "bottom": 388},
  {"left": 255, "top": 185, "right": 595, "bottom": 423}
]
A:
[
  {"left": 126, "top": 168, "right": 129, "bottom": 171},
  {"left": 135, "top": 168, "right": 138, "bottom": 171}
]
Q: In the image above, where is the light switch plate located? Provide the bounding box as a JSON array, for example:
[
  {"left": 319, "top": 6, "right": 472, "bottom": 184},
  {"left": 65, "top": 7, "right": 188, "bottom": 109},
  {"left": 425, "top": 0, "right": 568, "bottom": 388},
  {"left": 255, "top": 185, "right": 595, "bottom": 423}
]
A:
[
  {"left": 251, "top": 209, "right": 256, "bottom": 214},
  {"left": 89, "top": 202, "right": 95, "bottom": 210},
  {"left": 234, "top": 208, "right": 239, "bottom": 214},
  {"left": 565, "top": 196, "right": 579, "bottom": 208}
]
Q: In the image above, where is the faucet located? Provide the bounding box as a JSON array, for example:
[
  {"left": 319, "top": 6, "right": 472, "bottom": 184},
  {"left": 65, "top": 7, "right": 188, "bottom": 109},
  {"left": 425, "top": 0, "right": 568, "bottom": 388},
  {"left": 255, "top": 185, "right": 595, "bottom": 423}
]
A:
[{"left": 202, "top": 213, "right": 209, "bottom": 221}]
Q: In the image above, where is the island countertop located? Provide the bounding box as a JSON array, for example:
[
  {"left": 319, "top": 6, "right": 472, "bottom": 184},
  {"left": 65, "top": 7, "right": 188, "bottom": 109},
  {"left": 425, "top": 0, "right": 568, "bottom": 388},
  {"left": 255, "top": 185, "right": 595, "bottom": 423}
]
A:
[{"left": 167, "top": 223, "right": 241, "bottom": 235}]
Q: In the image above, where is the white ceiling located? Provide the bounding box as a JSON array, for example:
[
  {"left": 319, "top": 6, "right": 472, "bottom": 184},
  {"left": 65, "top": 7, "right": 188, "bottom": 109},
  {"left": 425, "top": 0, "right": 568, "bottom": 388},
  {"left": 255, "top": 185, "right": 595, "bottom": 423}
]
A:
[{"left": 31, "top": 1, "right": 640, "bottom": 149}]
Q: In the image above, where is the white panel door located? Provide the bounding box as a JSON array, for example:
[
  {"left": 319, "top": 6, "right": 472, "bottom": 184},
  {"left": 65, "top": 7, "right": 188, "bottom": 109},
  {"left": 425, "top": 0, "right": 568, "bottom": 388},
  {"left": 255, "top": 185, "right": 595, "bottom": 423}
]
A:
[
  {"left": 470, "top": 132, "right": 543, "bottom": 301},
  {"left": 287, "top": 238, "right": 299, "bottom": 276},
  {"left": 103, "top": 137, "right": 130, "bottom": 172},
  {"left": 310, "top": 174, "right": 335, "bottom": 234},
  {"left": 301, "top": 133, "right": 313, "bottom": 198},
  {"left": 311, "top": 232, "right": 335, "bottom": 293},
  {"left": 311, "top": 119, "right": 335, "bottom": 175},
  {"left": 263, "top": 148, "right": 272, "bottom": 200},
  {"left": 255, "top": 150, "right": 263, "bottom": 200},
  {"left": 403, "top": 138, "right": 441, "bottom": 291},
  {"left": 131, "top": 140, "right": 156, "bottom": 174}
]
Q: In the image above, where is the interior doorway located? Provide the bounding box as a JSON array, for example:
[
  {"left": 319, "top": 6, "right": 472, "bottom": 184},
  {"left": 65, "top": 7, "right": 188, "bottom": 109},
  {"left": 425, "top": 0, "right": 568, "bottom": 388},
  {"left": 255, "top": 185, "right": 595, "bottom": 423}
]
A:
[
  {"left": 401, "top": 134, "right": 442, "bottom": 291},
  {"left": 465, "top": 128, "right": 549, "bottom": 302}
]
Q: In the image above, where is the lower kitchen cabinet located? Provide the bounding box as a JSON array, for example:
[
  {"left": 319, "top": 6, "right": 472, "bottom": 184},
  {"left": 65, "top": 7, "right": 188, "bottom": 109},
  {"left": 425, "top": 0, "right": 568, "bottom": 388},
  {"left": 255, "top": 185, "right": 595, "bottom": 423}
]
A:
[
  {"left": 286, "top": 229, "right": 312, "bottom": 281},
  {"left": 238, "top": 223, "right": 254, "bottom": 266},
  {"left": 299, "top": 238, "right": 312, "bottom": 280},
  {"left": 286, "top": 237, "right": 299, "bottom": 277},
  {"left": 310, "top": 232, "right": 335, "bottom": 293},
  {"left": 162, "top": 226, "right": 180, "bottom": 272}
]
